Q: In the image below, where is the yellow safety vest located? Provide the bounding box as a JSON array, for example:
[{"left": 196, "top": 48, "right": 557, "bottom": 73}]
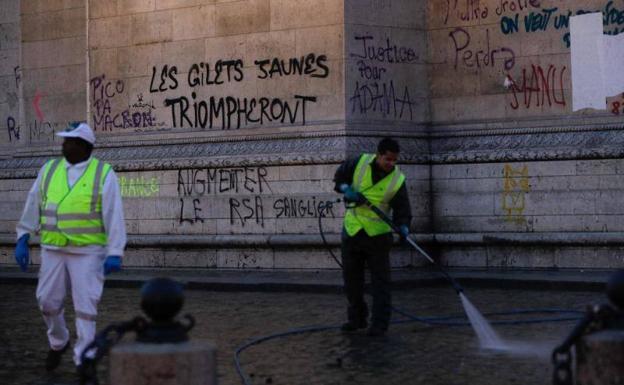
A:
[
  {"left": 39, "top": 158, "right": 111, "bottom": 247},
  {"left": 344, "top": 153, "right": 406, "bottom": 237}
]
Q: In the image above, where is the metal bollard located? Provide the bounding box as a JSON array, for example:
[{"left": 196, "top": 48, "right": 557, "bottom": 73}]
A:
[
  {"left": 553, "top": 270, "right": 624, "bottom": 385},
  {"left": 576, "top": 270, "right": 624, "bottom": 385},
  {"left": 576, "top": 329, "right": 624, "bottom": 385},
  {"left": 108, "top": 278, "right": 217, "bottom": 385}
]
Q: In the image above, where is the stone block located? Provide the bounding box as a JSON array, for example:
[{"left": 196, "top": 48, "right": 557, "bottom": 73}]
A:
[
  {"left": 346, "top": 0, "right": 424, "bottom": 29},
  {"left": 90, "top": 48, "right": 119, "bottom": 80},
  {"left": 271, "top": 0, "right": 343, "bottom": 30},
  {"left": 246, "top": 29, "right": 296, "bottom": 64},
  {"left": 576, "top": 159, "right": 618, "bottom": 176},
  {"left": 130, "top": 11, "right": 173, "bottom": 46},
  {"left": 0, "top": 0, "right": 19, "bottom": 23},
  {"left": 0, "top": 22, "right": 20, "bottom": 50},
  {"left": 204, "top": 34, "right": 247, "bottom": 63},
  {"left": 0, "top": 48, "right": 18, "bottom": 76},
  {"left": 439, "top": 246, "right": 487, "bottom": 268},
  {"left": 216, "top": 248, "right": 274, "bottom": 268},
  {"left": 163, "top": 249, "right": 218, "bottom": 267},
  {"left": 435, "top": 191, "right": 495, "bottom": 216},
  {"left": 295, "top": 25, "right": 343, "bottom": 60},
  {"left": 118, "top": 0, "right": 156, "bottom": 14},
  {"left": 22, "top": 65, "right": 85, "bottom": 96},
  {"left": 172, "top": 5, "right": 216, "bottom": 41},
  {"left": 216, "top": 217, "right": 276, "bottom": 235},
  {"left": 125, "top": 248, "right": 166, "bottom": 267},
  {"left": 157, "top": 0, "right": 217, "bottom": 10},
  {"left": 117, "top": 44, "right": 163, "bottom": 78},
  {"left": 21, "top": 0, "right": 84, "bottom": 15},
  {"left": 21, "top": 7, "right": 85, "bottom": 43},
  {"left": 110, "top": 341, "right": 217, "bottom": 385},
  {"left": 89, "top": 16, "right": 131, "bottom": 49},
  {"left": 215, "top": 0, "right": 269, "bottom": 37},
  {"left": 23, "top": 91, "right": 86, "bottom": 132},
  {"left": 89, "top": 1, "right": 117, "bottom": 19},
  {"left": 486, "top": 246, "right": 557, "bottom": 269},
  {"left": 273, "top": 248, "right": 336, "bottom": 269}
]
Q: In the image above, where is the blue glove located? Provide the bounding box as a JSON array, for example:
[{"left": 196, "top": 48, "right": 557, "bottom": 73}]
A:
[
  {"left": 15, "top": 234, "right": 30, "bottom": 272},
  {"left": 339, "top": 184, "right": 365, "bottom": 204},
  {"left": 103, "top": 256, "right": 122, "bottom": 275},
  {"left": 399, "top": 225, "right": 410, "bottom": 239}
]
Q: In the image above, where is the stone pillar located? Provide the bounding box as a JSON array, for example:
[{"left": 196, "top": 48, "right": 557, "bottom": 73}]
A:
[
  {"left": 109, "top": 341, "right": 217, "bottom": 385},
  {"left": 576, "top": 330, "right": 624, "bottom": 385}
]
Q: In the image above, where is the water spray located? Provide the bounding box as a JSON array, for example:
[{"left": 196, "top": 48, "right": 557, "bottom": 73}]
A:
[{"left": 356, "top": 197, "right": 507, "bottom": 349}]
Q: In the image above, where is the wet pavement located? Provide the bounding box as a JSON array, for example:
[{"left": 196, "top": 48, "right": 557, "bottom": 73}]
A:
[{"left": 0, "top": 279, "right": 604, "bottom": 385}]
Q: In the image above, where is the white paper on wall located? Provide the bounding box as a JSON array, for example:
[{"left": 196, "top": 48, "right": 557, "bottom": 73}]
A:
[
  {"left": 603, "top": 32, "right": 624, "bottom": 98},
  {"left": 570, "top": 12, "right": 606, "bottom": 111}
]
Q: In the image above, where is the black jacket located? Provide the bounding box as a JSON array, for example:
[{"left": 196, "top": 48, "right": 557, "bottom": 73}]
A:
[{"left": 333, "top": 154, "right": 412, "bottom": 228}]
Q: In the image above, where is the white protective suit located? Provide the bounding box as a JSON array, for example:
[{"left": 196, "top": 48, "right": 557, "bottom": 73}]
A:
[{"left": 16, "top": 157, "right": 126, "bottom": 366}]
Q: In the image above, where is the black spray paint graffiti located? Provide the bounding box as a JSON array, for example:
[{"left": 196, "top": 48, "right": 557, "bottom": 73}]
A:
[
  {"left": 449, "top": 27, "right": 516, "bottom": 71},
  {"left": 179, "top": 196, "right": 337, "bottom": 227},
  {"left": 165, "top": 93, "right": 317, "bottom": 129},
  {"left": 14, "top": 66, "right": 21, "bottom": 88},
  {"left": 6, "top": 117, "right": 65, "bottom": 143},
  {"left": 255, "top": 53, "right": 329, "bottom": 79},
  {"left": 177, "top": 167, "right": 270, "bottom": 196},
  {"left": 349, "top": 34, "right": 417, "bottom": 120},
  {"left": 176, "top": 166, "right": 334, "bottom": 227},
  {"left": 152, "top": 54, "right": 327, "bottom": 129},
  {"left": 91, "top": 74, "right": 161, "bottom": 131},
  {"left": 350, "top": 81, "right": 414, "bottom": 120},
  {"left": 6, "top": 117, "right": 19, "bottom": 141}
]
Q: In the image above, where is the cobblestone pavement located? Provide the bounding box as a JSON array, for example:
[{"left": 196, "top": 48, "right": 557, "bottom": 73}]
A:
[{"left": 0, "top": 283, "right": 603, "bottom": 385}]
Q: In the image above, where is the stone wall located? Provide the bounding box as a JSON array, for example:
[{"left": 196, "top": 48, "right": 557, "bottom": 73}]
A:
[
  {"left": 427, "top": 0, "right": 624, "bottom": 268},
  {"left": 0, "top": 0, "right": 429, "bottom": 269},
  {"left": 1, "top": 0, "right": 624, "bottom": 270}
]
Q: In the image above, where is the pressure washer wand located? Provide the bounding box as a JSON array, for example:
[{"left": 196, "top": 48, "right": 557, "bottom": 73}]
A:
[{"left": 362, "top": 200, "right": 465, "bottom": 294}]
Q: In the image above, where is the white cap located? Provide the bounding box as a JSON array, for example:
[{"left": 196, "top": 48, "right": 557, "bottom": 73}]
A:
[{"left": 56, "top": 122, "right": 96, "bottom": 145}]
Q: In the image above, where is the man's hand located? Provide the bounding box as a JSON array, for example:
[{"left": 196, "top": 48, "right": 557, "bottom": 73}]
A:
[
  {"left": 103, "top": 255, "right": 122, "bottom": 275},
  {"left": 15, "top": 234, "right": 30, "bottom": 272},
  {"left": 399, "top": 225, "right": 410, "bottom": 239},
  {"left": 339, "top": 184, "right": 365, "bottom": 204}
]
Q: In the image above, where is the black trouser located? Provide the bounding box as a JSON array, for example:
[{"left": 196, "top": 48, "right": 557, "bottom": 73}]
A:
[{"left": 341, "top": 230, "right": 393, "bottom": 330}]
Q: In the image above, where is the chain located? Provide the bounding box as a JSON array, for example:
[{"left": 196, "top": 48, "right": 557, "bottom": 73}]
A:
[
  {"left": 79, "top": 316, "right": 147, "bottom": 385},
  {"left": 552, "top": 348, "right": 573, "bottom": 385}
]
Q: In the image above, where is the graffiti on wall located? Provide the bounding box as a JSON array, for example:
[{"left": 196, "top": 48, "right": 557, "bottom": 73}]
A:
[
  {"left": 90, "top": 74, "right": 165, "bottom": 132},
  {"left": 499, "top": 1, "right": 624, "bottom": 47},
  {"left": 505, "top": 64, "right": 567, "bottom": 110},
  {"left": 449, "top": 27, "right": 516, "bottom": 71},
  {"left": 502, "top": 164, "right": 530, "bottom": 224},
  {"left": 349, "top": 34, "right": 417, "bottom": 120},
  {"left": 119, "top": 176, "right": 160, "bottom": 198},
  {"left": 176, "top": 166, "right": 335, "bottom": 227},
  {"left": 148, "top": 53, "right": 326, "bottom": 130},
  {"left": 609, "top": 93, "right": 624, "bottom": 115}
]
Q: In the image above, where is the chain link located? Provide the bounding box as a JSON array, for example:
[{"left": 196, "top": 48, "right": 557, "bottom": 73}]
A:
[{"left": 552, "top": 349, "right": 573, "bottom": 385}]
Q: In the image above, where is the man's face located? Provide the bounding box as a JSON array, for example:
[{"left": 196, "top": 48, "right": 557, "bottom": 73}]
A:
[
  {"left": 62, "top": 137, "right": 89, "bottom": 164},
  {"left": 375, "top": 151, "right": 399, "bottom": 173}
]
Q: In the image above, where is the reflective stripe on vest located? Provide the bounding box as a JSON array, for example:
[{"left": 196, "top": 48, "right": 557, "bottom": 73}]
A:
[
  {"left": 344, "top": 153, "right": 405, "bottom": 237},
  {"left": 40, "top": 158, "right": 110, "bottom": 247}
]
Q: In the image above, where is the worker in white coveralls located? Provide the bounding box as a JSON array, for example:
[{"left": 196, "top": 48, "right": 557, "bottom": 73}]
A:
[{"left": 14, "top": 122, "right": 126, "bottom": 373}]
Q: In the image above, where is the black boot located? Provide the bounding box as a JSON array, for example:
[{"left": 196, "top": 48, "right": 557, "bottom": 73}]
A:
[
  {"left": 45, "top": 341, "right": 70, "bottom": 372},
  {"left": 341, "top": 305, "right": 368, "bottom": 332}
]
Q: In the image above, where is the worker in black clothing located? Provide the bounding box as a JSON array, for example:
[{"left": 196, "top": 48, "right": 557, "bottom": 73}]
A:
[{"left": 334, "top": 137, "right": 412, "bottom": 336}]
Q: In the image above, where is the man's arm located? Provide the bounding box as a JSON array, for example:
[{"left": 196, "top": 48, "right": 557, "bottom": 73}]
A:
[
  {"left": 390, "top": 183, "right": 412, "bottom": 228},
  {"left": 16, "top": 165, "right": 45, "bottom": 240},
  {"left": 333, "top": 156, "right": 360, "bottom": 193},
  {"left": 101, "top": 170, "right": 127, "bottom": 257}
]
